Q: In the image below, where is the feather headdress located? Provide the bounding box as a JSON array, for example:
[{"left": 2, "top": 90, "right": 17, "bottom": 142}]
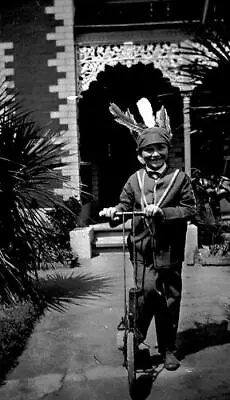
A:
[
  {"left": 155, "top": 105, "right": 172, "bottom": 139},
  {"left": 136, "top": 97, "right": 155, "bottom": 128},
  {"left": 109, "top": 98, "right": 172, "bottom": 143},
  {"left": 109, "top": 103, "right": 144, "bottom": 141}
]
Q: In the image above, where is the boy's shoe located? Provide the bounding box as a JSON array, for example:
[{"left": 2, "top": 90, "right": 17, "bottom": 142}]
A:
[{"left": 164, "top": 350, "right": 180, "bottom": 371}]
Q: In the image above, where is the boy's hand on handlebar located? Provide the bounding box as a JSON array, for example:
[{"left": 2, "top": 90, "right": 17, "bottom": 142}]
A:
[
  {"left": 144, "top": 204, "right": 163, "bottom": 218},
  {"left": 99, "top": 207, "right": 119, "bottom": 220}
]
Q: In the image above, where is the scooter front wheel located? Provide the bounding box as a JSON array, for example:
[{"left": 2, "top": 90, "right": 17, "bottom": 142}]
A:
[{"left": 127, "top": 331, "right": 136, "bottom": 393}]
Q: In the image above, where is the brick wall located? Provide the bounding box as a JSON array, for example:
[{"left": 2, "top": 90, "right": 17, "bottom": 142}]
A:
[
  {"left": 0, "top": 42, "right": 14, "bottom": 88},
  {"left": 45, "top": 0, "right": 79, "bottom": 199},
  {"left": 0, "top": 0, "right": 189, "bottom": 207},
  {"left": 169, "top": 135, "right": 184, "bottom": 169},
  {"left": 0, "top": 0, "right": 80, "bottom": 199}
]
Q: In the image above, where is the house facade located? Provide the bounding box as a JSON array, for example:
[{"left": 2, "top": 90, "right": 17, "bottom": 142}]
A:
[{"left": 1, "top": 0, "right": 228, "bottom": 220}]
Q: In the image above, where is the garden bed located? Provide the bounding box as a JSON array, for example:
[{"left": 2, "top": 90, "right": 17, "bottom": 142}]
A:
[
  {"left": 196, "top": 218, "right": 230, "bottom": 266},
  {"left": 0, "top": 301, "right": 41, "bottom": 380},
  {"left": 198, "top": 247, "right": 230, "bottom": 266}
]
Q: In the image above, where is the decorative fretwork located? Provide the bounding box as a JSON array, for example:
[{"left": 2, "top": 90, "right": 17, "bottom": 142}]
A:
[{"left": 76, "top": 40, "right": 218, "bottom": 94}]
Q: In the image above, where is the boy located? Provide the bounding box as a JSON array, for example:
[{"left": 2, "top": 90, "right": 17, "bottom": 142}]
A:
[{"left": 99, "top": 103, "right": 196, "bottom": 371}]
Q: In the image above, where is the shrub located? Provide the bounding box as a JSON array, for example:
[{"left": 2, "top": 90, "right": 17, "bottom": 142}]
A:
[
  {"left": 37, "top": 196, "right": 82, "bottom": 269},
  {"left": 0, "top": 82, "right": 76, "bottom": 303},
  {"left": 0, "top": 301, "right": 41, "bottom": 379},
  {"left": 209, "top": 220, "right": 230, "bottom": 256}
]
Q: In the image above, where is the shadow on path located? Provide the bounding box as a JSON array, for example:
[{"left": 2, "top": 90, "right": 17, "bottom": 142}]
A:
[
  {"left": 38, "top": 269, "right": 113, "bottom": 310},
  {"left": 127, "top": 320, "right": 230, "bottom": 400},
  {"left": 0, "top": 270, "right": 113, "bottom": 384},
  {"left": 177, "top": 319, "right": 230, "bottom": 361}
]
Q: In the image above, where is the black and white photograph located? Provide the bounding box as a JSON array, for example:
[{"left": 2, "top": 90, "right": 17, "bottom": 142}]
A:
[{"left": 0, "top": 1, "right": 230, "bottom": 399}]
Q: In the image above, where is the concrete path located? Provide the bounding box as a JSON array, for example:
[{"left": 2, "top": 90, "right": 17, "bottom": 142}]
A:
[{"left": 0, "top": 254, "right": 230, "bottom": 400}]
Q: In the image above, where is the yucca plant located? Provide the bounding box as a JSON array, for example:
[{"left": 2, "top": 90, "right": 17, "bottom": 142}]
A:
[
  {"left": 181, "top": 21, "right": 230, "bottom": 123},
  {"left": 0, "top": 82, "right": 76, "bottom": 304},
  {"left": 179, "top": 21, "right": 230, "bottom": 247},
  {"left": 178, "top": 21, "right": 230, "bottom": 178}
]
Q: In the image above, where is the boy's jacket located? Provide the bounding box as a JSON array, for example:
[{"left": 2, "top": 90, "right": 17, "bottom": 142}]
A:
[{"left": 114, "top": 167, "right": 197, "bottom": 268}]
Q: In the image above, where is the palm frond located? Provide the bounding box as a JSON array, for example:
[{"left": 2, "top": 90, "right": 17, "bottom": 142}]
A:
[
  {"left": 0, "top": 250, "right": 28, "bottom": 304},
  {"left": 0, "top": 81, "right": 80, "bottom": 303},
  {"left": 180, "top": 22, "right": 230, "bottom": 85},
  {"left": 178, "top": 21, "right": 230, "bottom": 127}
]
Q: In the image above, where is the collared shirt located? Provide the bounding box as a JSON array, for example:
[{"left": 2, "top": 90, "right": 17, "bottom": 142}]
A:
[{"left": 145, "top": 163, "right": 167, "bottom": 180}]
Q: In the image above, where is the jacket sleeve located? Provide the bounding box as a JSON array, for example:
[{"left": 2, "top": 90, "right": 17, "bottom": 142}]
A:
[
  {"left": 115, "top": 179, "right": 135, "bottom": 212},
  {"left": 162, "top": 174, "right": 197, "bottom": 222},
  {"left": 109, "top": 179, "right": 135, "bottom": 228}
]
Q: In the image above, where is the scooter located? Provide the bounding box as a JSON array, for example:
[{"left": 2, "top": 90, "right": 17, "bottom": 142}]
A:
[{"left": 115, "top": 211, "right": 152, "bottom": 394}]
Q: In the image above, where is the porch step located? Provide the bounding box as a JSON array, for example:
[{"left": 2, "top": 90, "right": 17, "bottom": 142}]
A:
[{"left": 92, "top": 221, "right": 131, "bottom": 253}]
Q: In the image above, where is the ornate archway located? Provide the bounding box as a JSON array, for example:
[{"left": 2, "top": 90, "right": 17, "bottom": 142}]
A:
[
  {"left": 76, "top": 40, "right": 217, "bottom": 178},
  {"left": 76, "top": 41, "right": 195, "bottom": 93},
  {"left": 76, "top": 40, "right": 196, "bottom": 178}
]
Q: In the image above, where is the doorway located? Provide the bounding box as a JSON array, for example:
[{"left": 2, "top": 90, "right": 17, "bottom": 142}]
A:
[{"left": 78, "top": 62, "right": 182, "bottom": 219}]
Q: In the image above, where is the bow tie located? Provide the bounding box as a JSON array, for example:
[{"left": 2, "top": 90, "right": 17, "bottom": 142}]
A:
[{"left": 147, "top": 170, "right": 161, "bottom": 180}]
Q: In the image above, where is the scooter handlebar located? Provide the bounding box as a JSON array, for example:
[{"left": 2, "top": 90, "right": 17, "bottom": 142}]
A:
[{"left": 115, "top": 211, "right": 145, "bottom": 217}]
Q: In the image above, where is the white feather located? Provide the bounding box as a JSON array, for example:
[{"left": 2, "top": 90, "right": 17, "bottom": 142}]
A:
[{"left": 136, "top": 97, "right": 155, "bottom": 128}]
